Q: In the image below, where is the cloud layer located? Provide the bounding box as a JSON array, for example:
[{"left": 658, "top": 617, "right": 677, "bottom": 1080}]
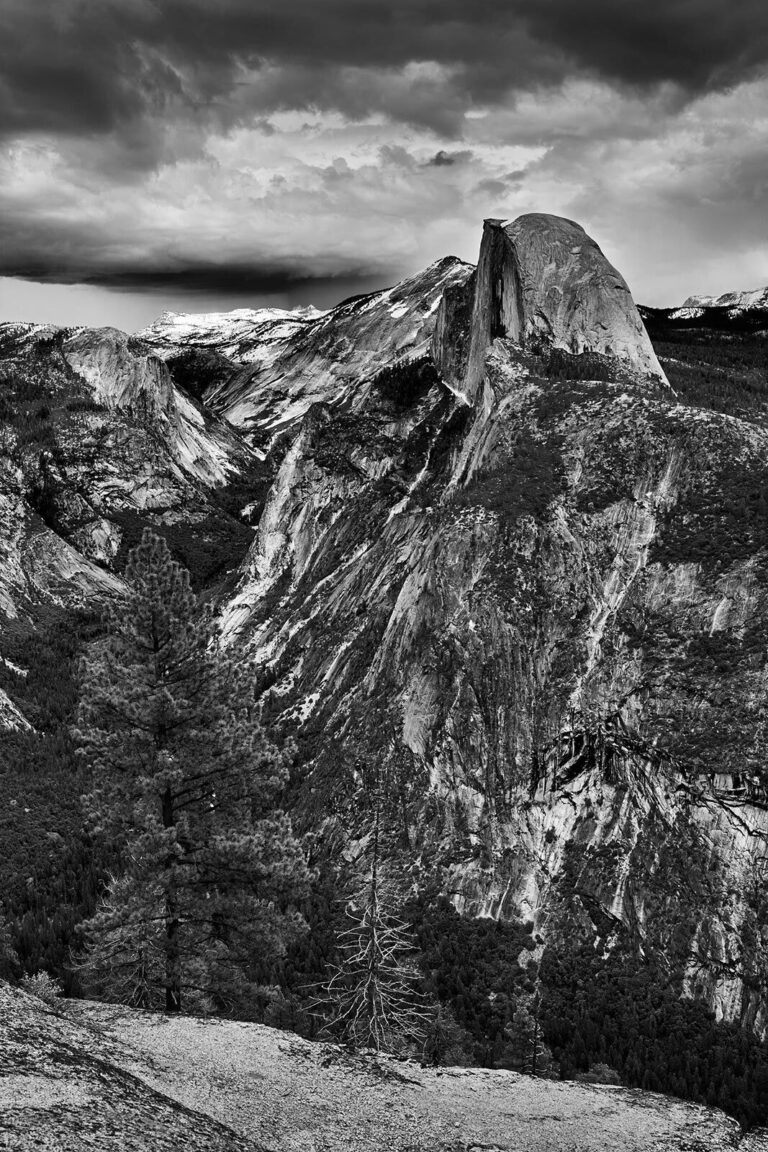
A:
[{"left": 1, "top": 0, "right": 767, "bottom": 318}]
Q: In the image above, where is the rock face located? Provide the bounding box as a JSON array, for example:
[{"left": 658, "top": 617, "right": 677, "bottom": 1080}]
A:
[
  {"left": 215, "top": 213, "right": 768, "bottom": 1038},
  {"left": 0, "top": 985, "right": 261, "bottom": 1152},
  {"left": 0, "top": 323, "right": 258, "bottom": 627},
  {"left": 434, "top": 214, "right": 667, "bottom": 400},
  {"left": 64, "top": 328, "right": 176, "bottom": 418},
  {"left": 63, "top": 327, "right": 251, "bottom": 486},
  {"left": 4, "top": 212, "right": 768, "bottom": 1080},
  {"left": 3, "top": 986, "right": 767, "bottom": 1152},
  {"left": 139, "top": 257, "right": 473, "bottom": 444}
]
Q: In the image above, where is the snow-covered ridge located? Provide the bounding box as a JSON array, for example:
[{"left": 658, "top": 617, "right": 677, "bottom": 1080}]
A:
[
  {"left": 138, "top": 305, "right": 326, "bottom": 363},
  {"left": 677, "top": 285, "right": 768, "bottom": 317},
  {"left": 136, "top": 261, "right": 471, "bottom": 373},
  {"left": 136, "top": 257, "right": 474, "bottom": 440}
]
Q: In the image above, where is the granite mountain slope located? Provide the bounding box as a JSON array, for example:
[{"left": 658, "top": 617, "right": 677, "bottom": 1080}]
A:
[
  {"left": 138, "top": 256, "right": 473, "bottom": 443},
  {"left": 3, "top": 214, "right": 768, "bottom": 1114},
  {"left": 0, "top": 321, "right": 261, "bottom": 621},
  {"left": 215, "top": 214, "right": 768, "bottom": 1041}
]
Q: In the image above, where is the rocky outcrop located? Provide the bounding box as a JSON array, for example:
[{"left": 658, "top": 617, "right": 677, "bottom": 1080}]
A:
[
  {"left": 64, "top": 328, "right": 177, "bottom": 419},
  {"left": 63, "top": 327, "right": 251, "bottom": 486},
  {"left": 434, "top": 214, "right": 667, "bottom": 400},
  {"left": 0, "top": 323, "right": 258, "bottom": 656},
  {"left": 0, "top": 985, "right": 262, "bottom": 1151},
  {"left": 0, "top": 457, "right": 122, "bottom": 626},
  {"left": 0, "top": 685, "right": 31, "bottom": 731},
  {"left": 3, "top": 986, "right": 766, "bottom": 1152}
]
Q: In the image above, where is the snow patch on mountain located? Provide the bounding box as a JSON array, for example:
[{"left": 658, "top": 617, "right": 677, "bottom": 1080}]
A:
[
  {"left": 669, "top": 306, "right": 706, "bottom": 320},
  {"left": 138, "top": 305, "right": 325, "bottom": 364},
  {"left": 140, "top": 257, "right": 474, "bottom": 445},
  {"left": 681, "top": 286, "right": 768, "bottom": 315}
]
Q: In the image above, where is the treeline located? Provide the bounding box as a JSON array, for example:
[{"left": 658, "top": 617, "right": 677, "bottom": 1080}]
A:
[
  {"left": 643, "top": 313, "right": 768, "bottom": 422},
  {"left": 0, "top": 607, "right": 111, "bottom": 992},
  {"left": 541, "top": 941, "right": 768, "bottom": 1130}
]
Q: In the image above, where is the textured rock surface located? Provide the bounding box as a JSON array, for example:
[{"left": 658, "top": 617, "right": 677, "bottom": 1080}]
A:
[
  {"left": 2, "top": 986, "right": 767, "bottom": 1152},
  {"left": 434, "top": 215, "right": 666, "bottom": 401},
  {"left": 216, "top": 216, "right": 768, "bottom": 1035},
  {"left": 63, "top": 326, "right": 251, "bottom": 486},
  {"left": 139, "top": 257, "right": 473, "bottom": 444},
  {"left": 0, "top": 323, "right": 259, "bottom": 641},
  {"left": 0, "top": 985, "right": 262, "bottom": 1151}
]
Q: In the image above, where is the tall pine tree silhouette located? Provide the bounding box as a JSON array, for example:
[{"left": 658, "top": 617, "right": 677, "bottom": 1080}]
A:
[{"left": 74, "top": 529, "right": 309, "bottom": 1014}]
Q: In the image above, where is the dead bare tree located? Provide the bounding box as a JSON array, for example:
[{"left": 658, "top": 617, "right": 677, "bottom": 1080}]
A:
[{"left": 313, "top": 762, "right": 429, "bottom": 1053}]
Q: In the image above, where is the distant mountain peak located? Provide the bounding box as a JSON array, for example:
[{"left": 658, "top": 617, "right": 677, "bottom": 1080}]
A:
[{"left": 678, "top": 285, "right": 768, "bottom": 317}]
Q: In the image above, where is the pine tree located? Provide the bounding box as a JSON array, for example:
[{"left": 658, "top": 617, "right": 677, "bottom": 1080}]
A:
[
  {"left": 75, "top": 873, "right": 166, "bottom": 1009},
  {"left": 423, "top": 1003, "right": 472, "bottom": 1066},
  {"left": 73, "top": 529, "right": 309, "bottom": 1014},
  {"left": 504, "top": 994, "right": 554, "bottom": 1076},
  {"left": 313, "top": 763, "right": 428, "bottom": 1052},
  {"left": 0, "top": 906, "right": 19, "bottom": 980}
]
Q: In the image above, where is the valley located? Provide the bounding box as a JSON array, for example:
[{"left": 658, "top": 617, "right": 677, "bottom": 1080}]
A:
[{"left": 2, "top": 212, "right": 768, "bottom": 1134}]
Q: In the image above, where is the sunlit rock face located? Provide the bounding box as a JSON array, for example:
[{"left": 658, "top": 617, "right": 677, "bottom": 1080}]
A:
[
  {"left": 62, "top": 327, "right": 251, "bottom": 487},
  {"left": 64, "top": 328, "right": 176, "bottom": 419},
  {"left": 138, "top": 257, "right": 474, "bottom": 445},
  {"left": 217, "top": 214, "right": 768, "bottom": 1035},
  {"left": 0, "top": 322, "right": 258, "bottom": 636},
  {"left": 434, "top": 214, "right": 667, "bottom": 401}
]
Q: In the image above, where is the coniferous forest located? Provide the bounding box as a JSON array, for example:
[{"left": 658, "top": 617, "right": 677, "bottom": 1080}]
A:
[{"left": 2, "top": 526, "right": 768, "bottom": 1127}]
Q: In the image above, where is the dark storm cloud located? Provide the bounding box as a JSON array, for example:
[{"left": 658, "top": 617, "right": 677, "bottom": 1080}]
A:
[
  {"left": 82, "top": 266, "right": 392, "bottom": 297},
  {"left": 427, "top": 150, "right": 473, "bottom": 167},
  {"left": 2, "top": 0, "right": 768, "bottom": 142},
  {"left": 3, "top": 0, "right": 768, "bottom": 314},
  {"left": 0, "top": 193, "right": 396, "bottom": 294},
  {"left": 0, "top": 259, "right": 387, "bottom": 297},
  {"left": 0, "top": 241, "right": 390, "bottom": 296}
]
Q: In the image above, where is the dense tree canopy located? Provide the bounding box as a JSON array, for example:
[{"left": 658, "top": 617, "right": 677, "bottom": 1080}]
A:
[{"left": 74, "top": 529, "right": 310, "bottom": 1014}]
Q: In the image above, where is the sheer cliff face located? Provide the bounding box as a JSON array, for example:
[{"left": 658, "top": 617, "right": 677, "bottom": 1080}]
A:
[
  {"left": 435, "top": 215, "right": 667, "bottom": 402},
  {"left": 220, "top": 214, "right": 768, "bottom": 1033}
]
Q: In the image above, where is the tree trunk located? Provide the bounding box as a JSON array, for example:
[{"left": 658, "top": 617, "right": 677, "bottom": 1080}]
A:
[{"left": 162, "top": 783, "right": 181, "bottom": 1013}]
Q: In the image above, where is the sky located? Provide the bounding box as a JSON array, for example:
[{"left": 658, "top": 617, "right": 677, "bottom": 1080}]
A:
[{"left": 1, "top": 0, "right": 768, "bottom": 330}]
